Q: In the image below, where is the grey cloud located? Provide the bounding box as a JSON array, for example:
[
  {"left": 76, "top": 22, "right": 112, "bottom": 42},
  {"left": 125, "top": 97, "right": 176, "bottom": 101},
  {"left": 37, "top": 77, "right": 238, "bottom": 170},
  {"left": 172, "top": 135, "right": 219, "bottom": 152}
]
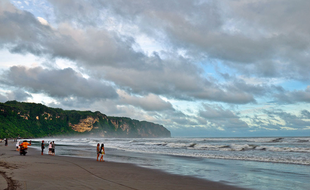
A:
[
  {"left": 169, "top": 125, "right": 250, "bottom": 137},
  {"left": 48, "top": 0, "right": 102, "bottom": 26},
  {"left": 3, "top": 0, "right": 310, "bottom": 81},
  {"left": 1, "top": 66, "right": 118, "bottom": 100},
  {"left": 228, "top": 77, "right": 284, "bottom": 97},
  {"left": 102, "top": 57, "right": 256, "bottom": 104},
  {"left": 248, "top": 108, "right": 310, "bottom": 131},
  {"left": 227, "top": 0, "right": 310, "bottom": 35},
  {"left": 153, "top": 109, "right": 199, "bottom": 128},
  {"left": 0, "top": 93, "right": 8, "bottom": 102},
  {"left": 49, "top": 97, "right": 99, "bottom": 110},
  {"left": 0, "top": 2, "right": 54, "bottom": 51},
  {"left": 96, "top": 48, "right": 281, "bottom": 104},
  {"left": 119, "top": 93, "right": 174, "bottom": 111},
  {"left": 275, "top": 86, "right": 310, "bottom": 103},
  {"left": 301, "top": 110, "right": 310, "bottom": 119},
  {"left": 105, "top": 62, "right": 282, "bottom": 105},
  {"left": 199, "top": 104, "right": 236, "bottom": 119},
  {"left": 249, "top": 113, "right": 282, "bottom": 131},
  {"left": 199, "top": 104, "right": 248, "bottom": 129},
  {"left": 99, "top": 0, "right": 310, "bottom": 79},
  {"left": 0, "top": 2, "right": 144, "bottom": 69},
  {"left": 6, "top": 89, "right": 33, "bottom": 102},
  {"left": 2, "top": 0, "right": 308, "bottom": 107},
  {"left": 0, "top": 89, "right": 32, "bottom": 102},
  {"left": 264, "top": 109, "right": 310, "bottom": 129}
]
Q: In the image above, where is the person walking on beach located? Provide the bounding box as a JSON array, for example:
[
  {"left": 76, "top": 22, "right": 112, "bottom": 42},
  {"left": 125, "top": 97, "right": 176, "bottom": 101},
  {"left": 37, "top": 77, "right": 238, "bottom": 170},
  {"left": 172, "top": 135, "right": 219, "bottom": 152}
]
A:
[
  {"left": 41, "top": 140, "right": 45, "bottom": 155},
  {"left": 100, "top": 144, "right": 105, "bottom": 162},
  {"left": 52, "top": 141, "right": 55, "bottom": 156},
  {"left": 5, "top": 138, "right": 8, "bottom": 146},
  {"left": 48, "top": 142, "right": 52, "bottom": 155},
  {"left": 97, "top": 143, "right": 100, "bottom": 161},
  {"left": 16, "top": 140, "right": 20, "bottom": 151}
]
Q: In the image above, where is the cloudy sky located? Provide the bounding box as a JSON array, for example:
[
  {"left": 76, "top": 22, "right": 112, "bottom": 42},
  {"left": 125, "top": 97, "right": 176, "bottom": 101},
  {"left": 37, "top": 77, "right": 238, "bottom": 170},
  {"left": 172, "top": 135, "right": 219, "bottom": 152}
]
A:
[{"left": 1, "top": 0, "right": 310, "bottom": 137}]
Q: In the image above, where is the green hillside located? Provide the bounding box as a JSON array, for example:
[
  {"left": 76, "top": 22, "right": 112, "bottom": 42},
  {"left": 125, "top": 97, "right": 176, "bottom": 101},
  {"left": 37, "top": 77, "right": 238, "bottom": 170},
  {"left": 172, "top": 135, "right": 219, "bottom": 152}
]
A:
[{"left": 0, "top": 101, "right": 171, "bottom": 139}]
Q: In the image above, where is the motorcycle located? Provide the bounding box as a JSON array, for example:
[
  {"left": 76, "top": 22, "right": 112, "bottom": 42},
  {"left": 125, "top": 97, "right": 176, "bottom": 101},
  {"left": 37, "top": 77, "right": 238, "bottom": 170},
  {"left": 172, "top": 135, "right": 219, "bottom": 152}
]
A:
[{"left": 20, "top": 145, "right": 27, "bottom": 156}]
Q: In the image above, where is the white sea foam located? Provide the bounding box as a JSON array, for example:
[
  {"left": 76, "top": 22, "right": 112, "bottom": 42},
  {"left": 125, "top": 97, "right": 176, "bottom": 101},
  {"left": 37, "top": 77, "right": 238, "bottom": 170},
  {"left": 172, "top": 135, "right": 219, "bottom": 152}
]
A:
[{"left": 31, "top": 137, "right": 310, "bottom": 165}]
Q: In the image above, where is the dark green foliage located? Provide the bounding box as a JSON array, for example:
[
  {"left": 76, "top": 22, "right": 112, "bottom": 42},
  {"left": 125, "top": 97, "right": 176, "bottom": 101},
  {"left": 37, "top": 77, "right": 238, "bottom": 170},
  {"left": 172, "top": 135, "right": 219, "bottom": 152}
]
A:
[{"left": 0, "top": 101, "right": 78, "bottom": 138}]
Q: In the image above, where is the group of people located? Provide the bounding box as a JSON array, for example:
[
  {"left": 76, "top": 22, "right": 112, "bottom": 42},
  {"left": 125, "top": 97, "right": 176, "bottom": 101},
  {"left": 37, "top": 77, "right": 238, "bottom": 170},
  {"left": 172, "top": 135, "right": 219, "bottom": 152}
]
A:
[
  {"left": 8, "top": 138, "right": 106, "bottom": 161},
  {"left": 97, "top": 143, "right": 105, "bottom": 161},
  {"left": 41, "top": 140, "right": 55, "bottom": 155}
]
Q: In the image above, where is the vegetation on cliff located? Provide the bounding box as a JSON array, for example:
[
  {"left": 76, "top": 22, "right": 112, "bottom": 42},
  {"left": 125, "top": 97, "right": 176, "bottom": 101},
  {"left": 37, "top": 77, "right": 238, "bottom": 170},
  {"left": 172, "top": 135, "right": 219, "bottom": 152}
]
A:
[{"left": 0, "top": 101, "right": 171, "bottom": 138}]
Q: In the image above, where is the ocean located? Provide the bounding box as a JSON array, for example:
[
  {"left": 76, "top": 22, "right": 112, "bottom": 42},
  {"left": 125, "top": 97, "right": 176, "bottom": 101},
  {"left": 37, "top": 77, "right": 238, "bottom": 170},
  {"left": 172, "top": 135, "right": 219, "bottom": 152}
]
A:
[{"left": 29, "top": 137, "right": 310, "bottom": 190}]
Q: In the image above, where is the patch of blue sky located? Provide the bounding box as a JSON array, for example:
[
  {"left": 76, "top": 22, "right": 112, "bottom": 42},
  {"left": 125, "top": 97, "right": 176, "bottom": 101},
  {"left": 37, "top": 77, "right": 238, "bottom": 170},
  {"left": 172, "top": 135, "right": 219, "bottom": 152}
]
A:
[
  {"left": 0, "top": 49, "right": 41, "bottom": 70},
  {"left": 169, "top": 99, "right": 198, "bottom": 116},
  {"left": 10, "top": 0, "right": 55, "bottom": 25},
  {"left": 198, "top": 58, "right": 237, "bottom": 83},
  {"left": 279, "top": 80, "right": 309, "bottom": 91}
]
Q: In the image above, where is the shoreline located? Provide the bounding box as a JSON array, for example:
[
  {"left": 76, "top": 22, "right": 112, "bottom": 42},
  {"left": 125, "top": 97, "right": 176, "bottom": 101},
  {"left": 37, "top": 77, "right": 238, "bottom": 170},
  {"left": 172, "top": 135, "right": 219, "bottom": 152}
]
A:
[{"left": 0, "top": 140, "right": 250, "bottom": 190}]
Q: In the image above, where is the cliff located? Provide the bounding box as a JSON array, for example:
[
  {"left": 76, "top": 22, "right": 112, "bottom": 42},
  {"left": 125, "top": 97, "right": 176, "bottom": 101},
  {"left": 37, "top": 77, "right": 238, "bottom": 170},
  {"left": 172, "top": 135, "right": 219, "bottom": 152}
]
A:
[{"left": 0, "top": 101, "right": 171, "bottom": 138}]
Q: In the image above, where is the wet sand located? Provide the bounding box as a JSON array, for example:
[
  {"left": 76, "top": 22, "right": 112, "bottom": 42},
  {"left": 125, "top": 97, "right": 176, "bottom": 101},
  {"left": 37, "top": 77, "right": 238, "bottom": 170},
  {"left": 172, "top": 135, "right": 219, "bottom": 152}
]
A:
[{"left": 0, "top": 140, "right": 249, "bottom": 190}]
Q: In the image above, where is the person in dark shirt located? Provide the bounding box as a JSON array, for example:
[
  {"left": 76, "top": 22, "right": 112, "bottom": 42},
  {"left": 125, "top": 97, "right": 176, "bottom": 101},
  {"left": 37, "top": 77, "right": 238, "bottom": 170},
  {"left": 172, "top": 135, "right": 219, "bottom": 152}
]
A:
[{"left": 41, "top": 140, "right": 45, "bottom": 155}]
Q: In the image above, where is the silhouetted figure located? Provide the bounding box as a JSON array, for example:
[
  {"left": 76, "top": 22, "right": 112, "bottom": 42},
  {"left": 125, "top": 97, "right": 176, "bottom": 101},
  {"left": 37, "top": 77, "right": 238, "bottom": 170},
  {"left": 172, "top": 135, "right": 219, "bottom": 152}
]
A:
[
  {"left": 4, "top": 138, "right": 8, "bottom": 146},
  {"left": 41, "top": 140, "right": 45, "bottom": 155},
  {"left": 52, "top": 141, "right": 55, "bottom": 156},
  {"left": 100, "top": 144, "right": 105, "bottom": 162},
  {"left": 97, "top": 143, "right": 100, "bottom": 161}
]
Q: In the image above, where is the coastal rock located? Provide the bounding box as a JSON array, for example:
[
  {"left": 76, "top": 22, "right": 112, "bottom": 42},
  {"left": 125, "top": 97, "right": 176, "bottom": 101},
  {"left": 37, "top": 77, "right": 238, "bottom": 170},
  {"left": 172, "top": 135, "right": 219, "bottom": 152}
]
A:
[{"left": 69, "top": 116, "right": 99, "bottom": 132}]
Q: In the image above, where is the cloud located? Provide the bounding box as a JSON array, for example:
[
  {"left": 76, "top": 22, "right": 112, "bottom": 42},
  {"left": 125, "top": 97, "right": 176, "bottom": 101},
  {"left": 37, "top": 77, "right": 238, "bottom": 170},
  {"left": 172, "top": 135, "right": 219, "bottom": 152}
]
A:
[
  {"left": 48, "top": 0, "right": 104, "bottom": 26},
  {"left": 92, "top": 0, "right": 310, "bottom": 79},
  {"left": 248, "top": 108, "right": 310, "bottom": 131},
  {"left": 6, "top": 89, "right": 33, "bottom": 102},
  {"left": 264, "top": 109, "right": 310, "bottom": 129},
  {"left": 0, "top": 93, "right": 8, "bottom": 102},
  {"left": 102, "top": 58, "right": 256, "bottom": 104},
  {"left": 118, "top": 90, "right": 173, "bottom": 111},
  {"left": 275, "top": 86, "right": 310, "bottom": 103},
  {"left": 0, "top": 66, "right": 118, "bottom": 100},
  {"left": 0, "top": 89, "right": 32, "bottom": 103},
  {"left": 199, "top": 103, "right": 249, "bottom": 129},
  {"left": 0, "top": 1, "right": 143, "bottom": 68},
  {"left": 0, "top": 1, "right": 293, "bottom": 105},
  {"left": 37, "top": 17, "right": 49, "bottom": 25},
  {"left": 0, "top": 1, "right": 54, "bottom": 55},
  {"left": 199, "top": 104, "right": 236, "bottom": 119}
]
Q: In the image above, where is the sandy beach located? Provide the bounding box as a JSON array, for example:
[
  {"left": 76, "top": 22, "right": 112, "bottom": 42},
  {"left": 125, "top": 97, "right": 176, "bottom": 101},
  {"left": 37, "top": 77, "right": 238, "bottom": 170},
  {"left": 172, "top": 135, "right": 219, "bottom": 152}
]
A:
[{"left": 0, "top": 140, "right": 249, "bottom": 190}]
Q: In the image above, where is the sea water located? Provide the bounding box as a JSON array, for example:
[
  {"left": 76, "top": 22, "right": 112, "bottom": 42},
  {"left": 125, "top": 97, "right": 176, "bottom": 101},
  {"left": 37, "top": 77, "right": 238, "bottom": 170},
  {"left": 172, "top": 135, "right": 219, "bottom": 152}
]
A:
[{"left": 30, "top": 137, "right": 310, "bottom": 190}]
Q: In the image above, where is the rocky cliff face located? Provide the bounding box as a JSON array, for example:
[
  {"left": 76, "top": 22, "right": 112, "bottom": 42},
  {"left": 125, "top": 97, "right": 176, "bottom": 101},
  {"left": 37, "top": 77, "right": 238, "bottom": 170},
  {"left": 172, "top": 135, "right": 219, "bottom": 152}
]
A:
[
  {"left": 68, "top": 114, "right": 170, "bottom": 138},
  {"left": 69, "top": 116, "right": 99, "bottom": 133},
  {"left": 103, "top": 117, "right": 171, "bottom": 138}
]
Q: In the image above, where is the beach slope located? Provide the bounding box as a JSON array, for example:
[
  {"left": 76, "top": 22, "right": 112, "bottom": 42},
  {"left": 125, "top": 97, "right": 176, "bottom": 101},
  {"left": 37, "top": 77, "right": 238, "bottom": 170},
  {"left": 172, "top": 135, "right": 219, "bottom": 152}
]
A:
[{"left": 0, "top": 141, "right": 249, "bottom": 190}]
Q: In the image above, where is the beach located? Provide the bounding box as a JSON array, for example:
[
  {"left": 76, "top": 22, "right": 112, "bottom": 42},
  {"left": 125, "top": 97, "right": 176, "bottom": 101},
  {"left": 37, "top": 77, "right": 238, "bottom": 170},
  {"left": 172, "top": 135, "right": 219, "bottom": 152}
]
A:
[{"left": 0, "top": 140, "right": 248, "bottom": 190}]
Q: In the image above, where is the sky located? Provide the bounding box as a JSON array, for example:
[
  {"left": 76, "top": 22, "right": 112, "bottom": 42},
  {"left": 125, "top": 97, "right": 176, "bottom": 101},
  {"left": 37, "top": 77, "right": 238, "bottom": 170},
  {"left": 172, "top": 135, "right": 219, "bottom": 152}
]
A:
[{"left": 1, "top": 0, "right": 310, "bottom": 137}]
